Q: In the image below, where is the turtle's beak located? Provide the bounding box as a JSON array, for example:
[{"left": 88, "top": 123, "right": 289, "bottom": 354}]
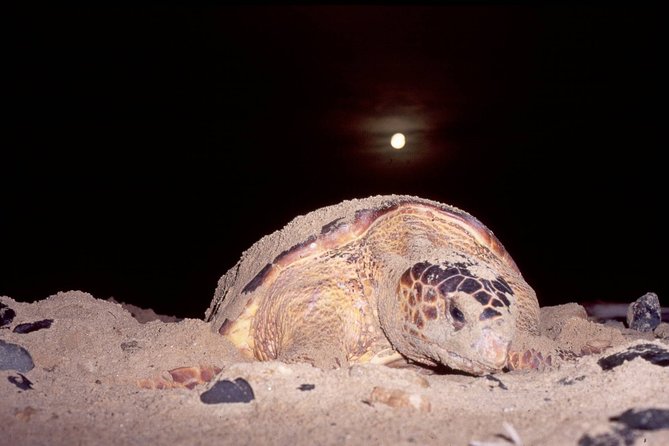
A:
[{"left": 474, "top": 329, "right": 510, "bottom": 371}]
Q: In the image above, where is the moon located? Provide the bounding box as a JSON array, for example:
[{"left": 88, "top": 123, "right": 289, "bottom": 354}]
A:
[{"left": 390, "top": 133, "right": 406, "bottom": 150}]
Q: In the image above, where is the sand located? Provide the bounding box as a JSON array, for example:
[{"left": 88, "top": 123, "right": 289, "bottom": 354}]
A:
[{"left": 2, "top": 290, "right": 669, "bottom": 446}]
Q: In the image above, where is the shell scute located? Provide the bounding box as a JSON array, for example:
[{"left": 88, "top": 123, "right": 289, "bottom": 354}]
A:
[{"left": 237, "top": 198, "right": 517, "bottom": 295}]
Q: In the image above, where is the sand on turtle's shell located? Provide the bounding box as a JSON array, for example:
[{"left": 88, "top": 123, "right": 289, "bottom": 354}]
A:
[
  {"left": 206, "top": 194, "right": 517, "bottom": 334},
  {"left": 2, "top": 290, "right": 669, "bottom": 445}
]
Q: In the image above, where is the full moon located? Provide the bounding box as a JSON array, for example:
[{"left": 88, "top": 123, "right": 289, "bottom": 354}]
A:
[{"left": 390, "top": 133, "right": 406, "bottom": 150}]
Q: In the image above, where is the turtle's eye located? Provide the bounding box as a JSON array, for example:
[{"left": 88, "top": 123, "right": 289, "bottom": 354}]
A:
[{"left": 450, "top": 306, "right": 465, "bottom": 323}]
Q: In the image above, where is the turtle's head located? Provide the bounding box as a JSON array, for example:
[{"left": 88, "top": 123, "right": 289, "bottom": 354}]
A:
[{"left": 387, "top": 260, "right": 516, "bottom": 375}]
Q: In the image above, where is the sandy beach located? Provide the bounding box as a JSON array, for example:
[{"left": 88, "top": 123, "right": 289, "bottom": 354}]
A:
[{"left": 2, "top": 290, "right": 668, "bottom": 446}]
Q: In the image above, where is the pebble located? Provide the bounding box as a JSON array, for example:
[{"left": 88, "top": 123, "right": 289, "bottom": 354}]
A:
[
  {"left": 120, "top": 340, "right": 141, "bottom": 353},
  {"left": 579, "top": 408, "right": 669, "bottom": 445},
  {"left": 484, "top": 374, "right": 508, "bottom": 390},
  {"left": 626, "top": 292, "right": 661, "bottom": 332},
  {"left": 612, "top": 408, "right": 669, "bottom": 431},
  {"left": 13, "top": 319, "right": 54, "bottom": 334},
  {"left": 298, "top": 383, "right": 315, "bottom": 391},
  {"left": 578, "top": 428, "right": 636, "bottom": 446},
  {"left": 0, "top": 302, "right": 16, "bottom": 327},
  {"left": 598, "top": 343, "right": 669, "bottom": 371},
  {"left": 654, "top": 322, "right": 669, "bottom": 339},
  {"left": 0, "top": 340, "right": 35, "bottom": 372},
  {"left": 557, "top": 375, "right": 586, "bottom": 386},
  {"left": 8, "top": 373, "right": 33, "bottom": 390},
  {"left": 200, "top": 378, "right": 255, "bottom": 404}
]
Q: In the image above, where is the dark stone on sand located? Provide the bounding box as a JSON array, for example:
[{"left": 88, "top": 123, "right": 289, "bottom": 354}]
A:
[
  {"left": 298, "top": 383, "right": 315, "bottom": 391},
  {"left": 8, "top": 373, "right": 33, "bottom": 390},
  {"left": 484, "top": 375, "right": 508, "bottom": 390},
  {"left": 13, "top": 319, "right": 54, "bottom": 334},
  {"left": 200, "top": 377, "right": 255, "bottom": 404},
  {"left": 0, "top": 302, "right": 16, "bottom": 327},
  {"left": 626, "top": 292, "right": 661, "bottom": 332},
  {"left": 0, "top": 340, "right": 35, "bottom": 372},
  {"left": 558, "top": 375, "right": 586, "bottom": 386},
  {"left": 598, "top": 343, "right": 669, "bottom": 371},
  {"left": 120, "top": 340, "right": 141, "bottom": 353},
  {"left": 580, "top": 408, "right": 669, "bottom": 445},
  {"left": 611, "top": 408, "right": 669, "bottom": 431},
  {"left": 578, "top": 428, "right": 637, "bottom": 446}
]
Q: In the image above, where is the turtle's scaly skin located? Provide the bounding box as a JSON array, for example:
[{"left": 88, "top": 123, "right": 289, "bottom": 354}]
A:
[{"left": 205, "top": 195, "right": 541, "bottom": 375}]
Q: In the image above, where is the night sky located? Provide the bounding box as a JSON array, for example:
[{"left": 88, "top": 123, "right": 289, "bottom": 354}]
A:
[{"left": 4, "top": 6, "right": 665, "bottom": 318}]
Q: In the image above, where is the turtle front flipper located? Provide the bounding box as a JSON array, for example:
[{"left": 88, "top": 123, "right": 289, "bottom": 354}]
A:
[
  {"left": 506, "top": 348, "right": 553, "bottom": 371},
  {"left": 505, "top": 330, "right": 557, "bottom": 372}
]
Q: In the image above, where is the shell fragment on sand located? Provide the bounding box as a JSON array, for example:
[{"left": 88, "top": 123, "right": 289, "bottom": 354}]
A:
[{"left": 365, "top": 386, "right": 431, "bottom": 412}]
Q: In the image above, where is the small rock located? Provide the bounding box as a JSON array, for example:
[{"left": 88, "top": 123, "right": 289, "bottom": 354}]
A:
[
  {"left": 598, "top": 343, "right": 669, "bottom": 371},
  {"left": 13, "top": 319, "right": 54, "bottom": 334},
  {"left": 654, "top": 322, "right": 669, "bottom": 339},
  {"left": 0, "top": 302, "right": 16, "bottom": 327},
  {"left": 366, "top": 386, "right": 431, "bottom": 412},
  {"left": 0, "top": 340, "right": 35, "bottom": 372},
  {"left": 577, "top": 428, "right": 637, "bottom": 446},
  {"left": 611, "top": 408, "right": 669, "bottom": 431},
  {"left": 298, "top": 383, "right": 315, "bottom": 391},
  {"left": 8, "top": 373, "right": 33, "bottom": 390},
  {"left": 120, "top": 340, "right": 141, "bottom": 353},
  {"left": 484, "top": 374, "right": 508, "bottom": 390},
  {"left": 578, "top": 408, "right": 669, "bottom": 446},
  {"left": 626, "top": 292, "right": 661, "bottom": 332},
  {"left": 200, "top": 378, "right": 255, "bottom": 404},
  {"left": 558, "top": 375, "right": 586, "bottom": 386}
]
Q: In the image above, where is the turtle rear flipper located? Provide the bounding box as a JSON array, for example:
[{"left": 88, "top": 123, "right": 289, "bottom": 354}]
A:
[{"left": 137, "top": 365, "right": 221, "bottom": 390}]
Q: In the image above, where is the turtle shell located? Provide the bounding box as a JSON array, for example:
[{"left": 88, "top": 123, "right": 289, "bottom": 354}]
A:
[{"left": 205, "top": 195, "right": 518, "bottom": 331}]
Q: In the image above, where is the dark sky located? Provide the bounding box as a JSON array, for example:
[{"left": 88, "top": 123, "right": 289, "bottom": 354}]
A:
[{"left": 4, "top": 6, "right": 665, "bottom": 318}]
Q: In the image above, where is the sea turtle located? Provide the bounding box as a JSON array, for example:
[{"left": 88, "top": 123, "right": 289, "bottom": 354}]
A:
[{"left": 202, "top": 195, "right": 546, "bottom": 376}]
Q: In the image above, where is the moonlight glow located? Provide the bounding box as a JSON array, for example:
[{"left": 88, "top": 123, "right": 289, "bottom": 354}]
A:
[{"left": 390, "top": 133, "right": 406, "bottom": 149}]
